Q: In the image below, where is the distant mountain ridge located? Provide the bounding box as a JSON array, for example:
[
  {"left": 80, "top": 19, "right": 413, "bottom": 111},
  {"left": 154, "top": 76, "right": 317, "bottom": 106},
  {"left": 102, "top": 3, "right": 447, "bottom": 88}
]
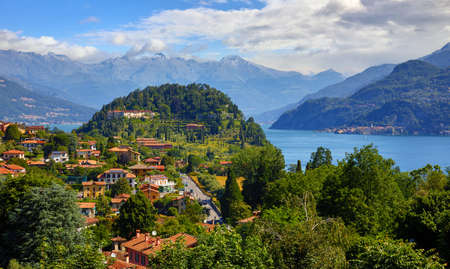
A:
[
  {"left": 0, "top": 50, "right": 344, "bottom": 116},
  {"left": 271, "top": 60, "right": 450, "bottom": 135},
  {"left": 0, "top": 77, "right": 96, "bottom": 124},
  {"left": 257, "top": 42, "right": 450, "bottom": 124}
]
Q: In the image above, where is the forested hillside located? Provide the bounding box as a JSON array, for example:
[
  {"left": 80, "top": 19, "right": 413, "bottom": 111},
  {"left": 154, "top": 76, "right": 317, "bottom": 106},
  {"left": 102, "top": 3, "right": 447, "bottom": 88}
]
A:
[
  {"left": 271, "top": 60, "right": 450, "bottom": 135},
  {"left": 78, "top": 83, "right": 266, "bottom": 145},
  {"left": 0, "top": 76, "right": 95, "bottom": 124}
]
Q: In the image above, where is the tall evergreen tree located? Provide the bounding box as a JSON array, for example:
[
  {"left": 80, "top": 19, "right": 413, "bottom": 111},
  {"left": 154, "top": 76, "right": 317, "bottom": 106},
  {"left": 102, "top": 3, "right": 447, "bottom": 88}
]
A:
[
  {"left": 296, "top": 160, "right": 303, "bottom": 174},
  {"left": 221, "top": 169, "right": 250, "bottom": 223}
]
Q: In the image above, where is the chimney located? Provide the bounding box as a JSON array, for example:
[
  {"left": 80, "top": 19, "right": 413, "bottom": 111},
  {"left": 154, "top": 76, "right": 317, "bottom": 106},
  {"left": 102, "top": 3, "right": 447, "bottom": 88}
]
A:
[{"left": 136, "top": 229, "right": 140, "bottom": 237}]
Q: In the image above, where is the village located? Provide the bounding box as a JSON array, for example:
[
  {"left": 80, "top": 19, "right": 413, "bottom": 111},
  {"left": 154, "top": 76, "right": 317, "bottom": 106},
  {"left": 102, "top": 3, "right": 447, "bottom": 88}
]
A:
[{"left": 0, "top": 114, "right": 256, "bottom": 269}]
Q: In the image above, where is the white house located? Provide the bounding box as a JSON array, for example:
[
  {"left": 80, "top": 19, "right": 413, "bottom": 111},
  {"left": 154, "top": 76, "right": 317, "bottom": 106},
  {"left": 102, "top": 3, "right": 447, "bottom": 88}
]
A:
[
  {"left": 49, "top": 151, "right": 69, "bottom": 163},
  {"left": 144, "top": 174, "right": 176, "bottom": 196}
]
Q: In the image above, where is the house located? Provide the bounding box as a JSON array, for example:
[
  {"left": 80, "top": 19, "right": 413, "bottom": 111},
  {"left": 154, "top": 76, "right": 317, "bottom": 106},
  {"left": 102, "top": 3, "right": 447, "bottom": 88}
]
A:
[
  {"left": 77, "top": 202, "right": 96, "bottom": 218},
  {"left": 66, "top": 159, "right": 103, "bottom": 170},
  {"left": 107, "top": 110, "right": 154, "bottom": 120},
  {"left": 143, "top": 157, "right": 161, "bottom": 165},
  {"left": 220, "top": 161, "right": 232, "bottom": 166},
  {"left": 120, "top": 230, "right": 197, "bottom": 267},
  {"left": 76, "top": 149, "right": 101, "bottom": 159},
  {"left": 82, "top": 181, "right": 106, "bottom": 198},
  {"left": 110, "top": 194, "right": 130, "bottom": 214},
  {"left": 2, "top": 150, "right": 25, "bottom": 160},
  {"left": 186, "top": 123, "right": 205, "bottom": 130},
  {"left": 0, "top": 167, "right": 14, "bottom": 178},
  {"left": 109, "top": 146, "right": 140, "bottom": 163},
  {"left": 49, "top": 151, "right": 69, "bottom": 163},
  {"left": 128, "top": 164, "right": 165, "bottom": 177},
  {"left": 144, "top": 174, "right": 176, "bottom": 195},
  {"left": 25, "top": 125, "right": 45, "bottom": 135},
  {"left": 27, "top": 160, "right": 46, "bottom": 167},
  {"left": 170, "top": 195, "right": 195, "bottom": 214},
  {"left": 97, "top": 168, "right": 137, "bottom": 189},
  {"left": 2, "top": 164, "right": 26, "bottom": 175},
  {"left": 139, "top": 184, "right": 160, "bottom": 202},
  {"left": 21, "top": 140, "right": 45, "bottom": 152},
  {"left": 0, "top": 122, "right": 12, "bottom": 133},
  {"left": 79, "top": 140, "right": 97, "bottom": 150}
]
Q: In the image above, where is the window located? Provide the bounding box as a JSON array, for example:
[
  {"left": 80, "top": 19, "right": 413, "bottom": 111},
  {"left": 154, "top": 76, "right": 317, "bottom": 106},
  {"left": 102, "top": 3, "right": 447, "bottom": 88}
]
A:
[{"left": 136, "top": 253, "right": 139, "bottom": 263}]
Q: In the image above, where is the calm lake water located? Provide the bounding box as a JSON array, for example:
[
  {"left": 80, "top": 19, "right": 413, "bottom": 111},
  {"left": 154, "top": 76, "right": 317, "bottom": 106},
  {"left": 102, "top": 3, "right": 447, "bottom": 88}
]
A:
[
  {"left": 264, "top": 128, "right": 450, "bottom": 172},
  {"left": 52, "top": 124, "right": 449, "bottom": 172}
]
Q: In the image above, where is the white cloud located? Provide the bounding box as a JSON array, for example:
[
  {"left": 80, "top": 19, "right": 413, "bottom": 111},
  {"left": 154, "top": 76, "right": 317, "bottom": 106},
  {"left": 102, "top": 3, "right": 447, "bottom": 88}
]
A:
[
  {"left": 0, "top": 29, "right": 105, "bottom": 62},
  {"left": 80, "top": 16, "right": 100, "bottom": 24},
  {"left": 87, "top": 0, "right": 450, "bottom": 73}
]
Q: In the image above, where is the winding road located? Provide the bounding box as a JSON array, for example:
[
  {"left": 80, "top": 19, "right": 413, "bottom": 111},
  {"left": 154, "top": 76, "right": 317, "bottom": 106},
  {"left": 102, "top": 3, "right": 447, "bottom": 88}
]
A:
[{"left": 181, "top": 174, "right": 222, "bottom": 224}]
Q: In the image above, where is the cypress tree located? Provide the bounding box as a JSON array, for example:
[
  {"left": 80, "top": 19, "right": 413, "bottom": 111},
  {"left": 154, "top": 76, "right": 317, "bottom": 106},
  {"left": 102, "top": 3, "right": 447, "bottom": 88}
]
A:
[
  {"left": 221, "top": 169, "right": 244, "bottom": 221},
  {"left": 296, "top": 160, "right": 302, "bottom": 174}
]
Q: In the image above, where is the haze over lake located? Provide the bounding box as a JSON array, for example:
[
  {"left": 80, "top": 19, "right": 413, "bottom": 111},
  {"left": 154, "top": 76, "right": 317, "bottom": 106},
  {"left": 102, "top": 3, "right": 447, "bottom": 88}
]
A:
[{"left": 264, "top": 128, "right": 450, "bottom": 172}]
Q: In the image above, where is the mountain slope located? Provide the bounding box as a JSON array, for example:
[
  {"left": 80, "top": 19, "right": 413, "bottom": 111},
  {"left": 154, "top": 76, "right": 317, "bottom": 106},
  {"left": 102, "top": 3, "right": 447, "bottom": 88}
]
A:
[
  {"left": 256, "top": 43, "right": 450, "bottom": 124},
  {"left": 0, "top": 50, "right": 344, "bottom": 116},
  {"left": 255, "top": 64, "right": 396, "bottom": 123},
  {"left": 421, "top": 42, "right": 450, "bottom": 68},
  {"left": 271, "top": 60, "right": 450, "bottom": 135},
  {"left": 0, "top": 77, "right": 96, "bottom": 124}
]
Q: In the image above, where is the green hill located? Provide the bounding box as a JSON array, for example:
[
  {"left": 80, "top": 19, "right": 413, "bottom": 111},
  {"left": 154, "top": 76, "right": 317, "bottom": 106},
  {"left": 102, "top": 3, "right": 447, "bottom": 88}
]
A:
[
  {"left": 271, "top": 60, "right": 450, "bottom": 135},
  {"left": 77, "top": 83, "right": 266, "bottom": 145},
  {"left": 0, "top": 76, "right": 95, "bottom": 124}
]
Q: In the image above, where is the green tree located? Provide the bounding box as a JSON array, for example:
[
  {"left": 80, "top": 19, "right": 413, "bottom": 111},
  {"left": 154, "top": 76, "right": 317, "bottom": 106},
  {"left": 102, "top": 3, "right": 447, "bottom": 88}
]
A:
[
  {"left": 96, "top": 195, "right": 112, "bottom": 217},
  {"left": 148, "top": 227, "right": 273, "bottom": 268},
  {"left": 347, "top": 236, "right": 445, "bottom": 268},
  {"left": 306, "top": 146, "right": 332, "bottom": 170},
  {"left": 400, "top": 190, "right": 450, "bottom": 262},
  {"left": 233, "top": 145, "right": 285, "bottom": 208},
  {"left": 4, "top": 124, "right": 21, "bottom": 141},
  {"left": 2, "top": 184, "right": 84, "bottom": 264},
  {"left": 110, "top": 177, "right": 132, "bottom": 197},
  {"left": 221, "top": 169, "right": 251, "bottom": 223},
  {"left": 116, "top": 191, "right": 157, "bottom": 238},
  {"left": 318, "top": 145, "right": 405, "bottom": 235}
]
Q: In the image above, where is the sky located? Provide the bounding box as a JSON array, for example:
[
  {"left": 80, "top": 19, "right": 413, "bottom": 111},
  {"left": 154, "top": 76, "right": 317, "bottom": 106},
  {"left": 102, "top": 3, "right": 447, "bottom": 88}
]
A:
[{"left": 0, "top": 0, "right": 449, "bottom": 74}]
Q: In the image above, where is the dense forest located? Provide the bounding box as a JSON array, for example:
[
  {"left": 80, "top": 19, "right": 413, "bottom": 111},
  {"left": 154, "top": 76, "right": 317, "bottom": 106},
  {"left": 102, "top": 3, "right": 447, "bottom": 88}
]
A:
[
  {"left": 272, "top": 60, "right": 450, "bottom": 135},
  {"left": 77, "top": 83, "right": 266, "bottom": 146}
]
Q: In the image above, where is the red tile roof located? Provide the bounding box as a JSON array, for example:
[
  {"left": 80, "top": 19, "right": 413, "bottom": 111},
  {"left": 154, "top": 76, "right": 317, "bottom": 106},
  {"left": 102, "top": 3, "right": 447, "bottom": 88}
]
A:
[
  {"left": 3, "top": 150, "right": 24, "bottom": 154},
  {"left": 0, "top": 167, "right": 13, "bottom": 175},
  {"left": 82, "top": 181, "right": 106, "bottom": 186},
  {"left": 122, "top": 232, "right": 197, "bottom": 256},
  {"left": 77, "top": 202, "right": 96, "bottom": 209}
]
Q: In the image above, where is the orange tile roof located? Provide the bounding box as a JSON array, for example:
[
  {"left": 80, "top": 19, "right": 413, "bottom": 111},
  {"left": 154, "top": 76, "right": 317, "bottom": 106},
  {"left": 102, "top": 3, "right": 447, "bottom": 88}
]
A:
[
  {"left": 3, "top": 150, "right": 25, "bottom": 154},
  {"left": 27, "top": 160, "right": 46, "bottom": 166},
  {"left": 21, "top": 140, "right": 45, "bottom": 144},
  {"left": 107, "top": 259, "right": 146, "bottom": 269},
  {"left": 115, "top": 193, "right": 131, "bottom": 199},
  {"left": 82, "top": 181, "right": 106, "bottom": 186},
  {"left": 77, "top": 202, "right": 96, "bottom": 209},
  {"left": 0, "top": 167, "right": 13, "bottom": 175},
  {"left": 84, "top": 216, "right": 99, "bottom": 225},
  {"left": 122, "top": 232, "right": 197, "bottom": 256},
  {"left": 4, "top": 164, "right": 25, "bottom": 171}
]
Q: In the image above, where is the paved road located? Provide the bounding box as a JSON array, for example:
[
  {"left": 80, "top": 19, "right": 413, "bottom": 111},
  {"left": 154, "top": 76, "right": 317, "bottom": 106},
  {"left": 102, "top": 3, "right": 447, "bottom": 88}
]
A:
[{"left": 181, "top": 174, "right": 222, "bottom": 224}]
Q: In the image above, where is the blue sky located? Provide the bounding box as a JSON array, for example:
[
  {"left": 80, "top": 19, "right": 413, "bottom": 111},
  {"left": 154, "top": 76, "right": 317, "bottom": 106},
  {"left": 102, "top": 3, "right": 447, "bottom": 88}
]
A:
[{"left": 0, "top": 0, "right": 449, "bottom": 74}]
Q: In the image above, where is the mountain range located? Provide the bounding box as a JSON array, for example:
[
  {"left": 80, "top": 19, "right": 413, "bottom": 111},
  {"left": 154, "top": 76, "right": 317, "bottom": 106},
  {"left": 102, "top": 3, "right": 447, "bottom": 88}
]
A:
[
  {"left": 257, "top": 42, "right": 450, "bottom": 124},
  {"left": 271, "top": 60, "right": 450, "bottom": 135},
  {"left": 0, "top": 77, "right": 95, "bottom": 125},
  {"left": 0, "top": 50, "right": 344, "bottom": 116}
]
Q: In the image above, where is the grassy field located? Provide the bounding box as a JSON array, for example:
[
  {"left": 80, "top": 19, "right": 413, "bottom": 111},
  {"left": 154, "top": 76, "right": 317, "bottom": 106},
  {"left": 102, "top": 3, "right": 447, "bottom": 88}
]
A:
[{"left": 216, "top": 176, "right": 244, "bottom": 190}]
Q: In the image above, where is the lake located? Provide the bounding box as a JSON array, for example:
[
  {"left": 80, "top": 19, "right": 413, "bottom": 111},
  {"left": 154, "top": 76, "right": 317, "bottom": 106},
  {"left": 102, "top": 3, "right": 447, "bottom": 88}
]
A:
[
  {"left": 51, "top": 123, "right": 449, "bottom": 172},
  {"left": 264, "top": 128, "right": 450, "bottom": 172}
]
